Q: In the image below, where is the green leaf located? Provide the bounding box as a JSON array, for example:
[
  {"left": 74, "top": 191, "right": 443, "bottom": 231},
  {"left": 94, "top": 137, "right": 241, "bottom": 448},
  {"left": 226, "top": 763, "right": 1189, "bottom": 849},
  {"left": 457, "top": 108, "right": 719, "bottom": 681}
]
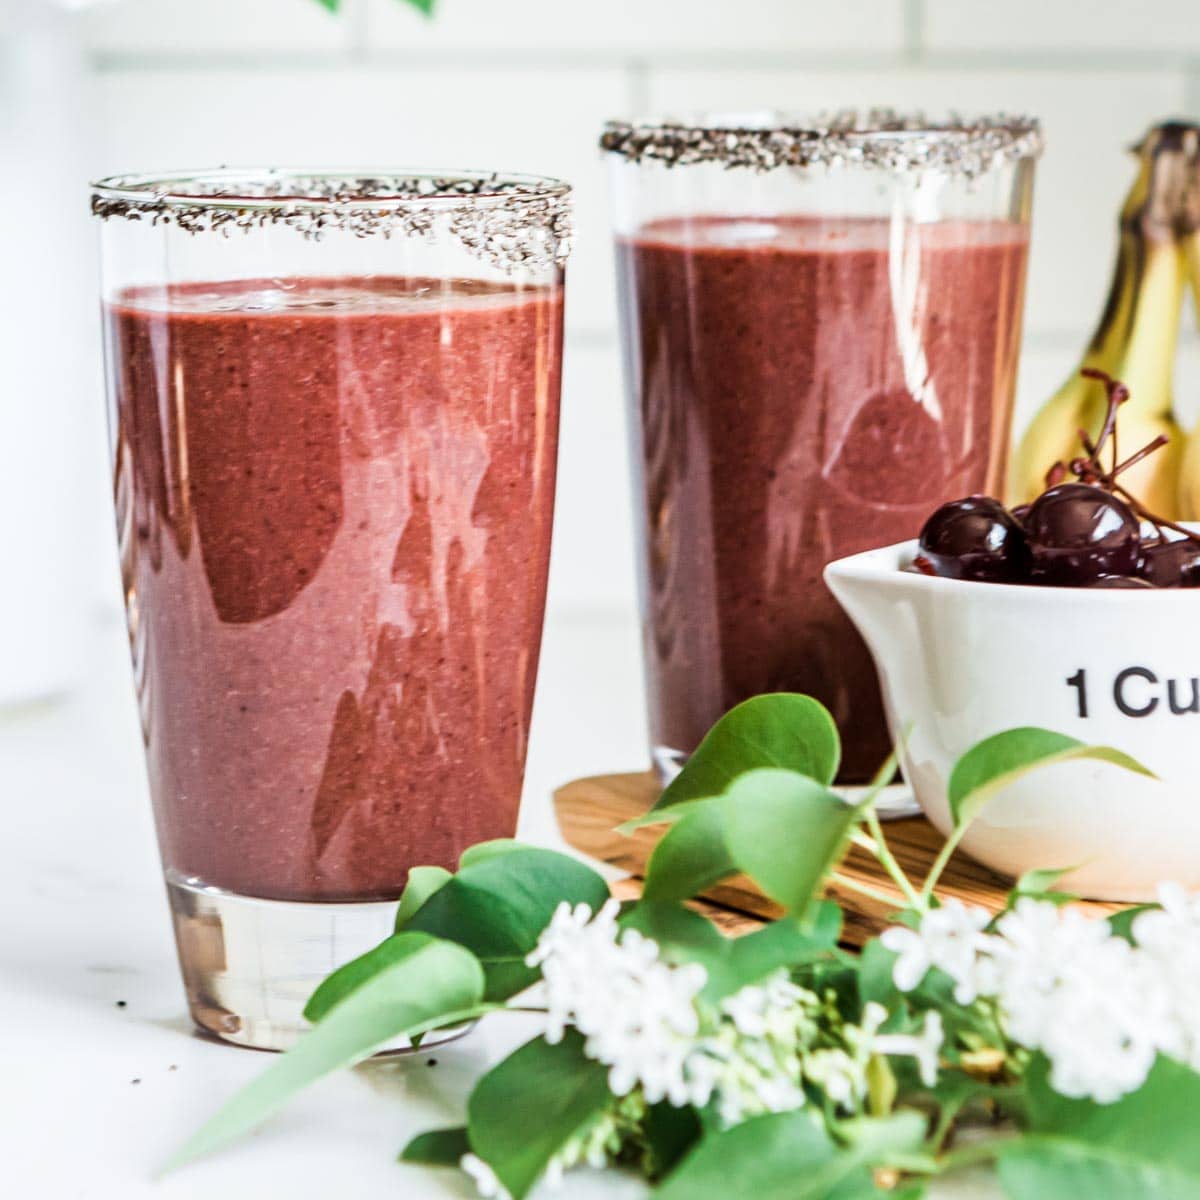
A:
[
  {"left": 858, "top": 939, "right": 901, "bottom": 1007},
  {"left": 948, "top": 728, "right": 1153, "bottom": 827},
  {"left": 656, "top": 1110, "right": 880, "bottom": 1199},
  {"left": 166, "top": 935, "right": 485, "bottom": 1171},
  {"left": 621, "top": 901, "right": 838, "bottom": 1002},
  {"left": 721, "top": 768, "right": 858, "bottom": 913},
  {"left": 998, "top": 1055, "right": 1200, "bottom": 1198},
  {"left": 998, "top": 1140, "right": 1199, "bottom": 1200},
  {"left": 1108, "top": 903, "right": 1159, "bottom": 944},
  {"left": 459, "top": 839, "right": 525, "bottom": 868},
  {"left": 836, "top": 1111, "right": 929, "bottom": 1163},
  {"left": 619, "top": 901, "right": 729, "bottom": 970},
  {"left": 644, "top": 1102, "right": 703, "bottom": 1179},
  {"left": 653, "top": 694, "right": 841, "bottom": 811},
  {"left": 404, "top": 0, "right": 436, "bottom": 13},
  {"left": 405, "top": 847, "right": 609, "bottom": 1001},
  {"left": 312, "top": 0, "right": 339, "bottom": 11},
  {"left": 304, "top": 931, "right": 434, "bottom": 1022},
  {"left": 618, "top": 797, "right": 711, "bottom": 833},
  {"left": 400, "top": 1126, "right": 469, "bottom": 1165},
  {"left": 729, "top": 902, "right": 842, "bottom": 979},
  {"left": 1004, "top": 866, "right": 1079, "bottom": 911},
  {"left": 394, "top": 865, "right": 452, "bottom": 930},
  {"left": 642, "top": 800, "right": 736, "bottom": 902},
  {"left": 468, "top": 1031, "right": 612, "bottom": 1200}
]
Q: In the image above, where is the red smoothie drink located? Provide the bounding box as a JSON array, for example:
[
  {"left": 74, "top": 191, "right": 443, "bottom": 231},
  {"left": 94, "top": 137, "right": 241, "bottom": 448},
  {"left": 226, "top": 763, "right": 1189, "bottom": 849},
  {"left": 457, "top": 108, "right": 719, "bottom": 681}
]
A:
[
  {"left": 617, "top": 216, "right": 1029, "bottom": 780},
  {"left": 107, "top": 276, "right": 563, "bottom": 902}
]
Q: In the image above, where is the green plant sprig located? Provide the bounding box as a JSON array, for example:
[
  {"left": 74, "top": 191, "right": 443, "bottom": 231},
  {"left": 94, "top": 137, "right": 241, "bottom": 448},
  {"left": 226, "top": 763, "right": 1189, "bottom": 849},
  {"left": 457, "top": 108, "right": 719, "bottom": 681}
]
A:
[{"left": 167, "top": 694, "right": 1193, "bottom": 1199}]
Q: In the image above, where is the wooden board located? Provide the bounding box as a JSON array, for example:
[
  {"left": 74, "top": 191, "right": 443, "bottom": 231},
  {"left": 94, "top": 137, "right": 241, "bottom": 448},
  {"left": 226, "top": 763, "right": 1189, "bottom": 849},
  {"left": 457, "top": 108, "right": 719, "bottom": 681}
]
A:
[{"left": 554, "top": 770, "right": 1122, "bottom": 947}]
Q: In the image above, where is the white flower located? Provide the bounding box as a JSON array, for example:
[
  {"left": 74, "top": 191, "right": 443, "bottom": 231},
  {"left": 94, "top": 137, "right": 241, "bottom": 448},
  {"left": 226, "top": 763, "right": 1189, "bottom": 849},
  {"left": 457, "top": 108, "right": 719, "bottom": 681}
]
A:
[
  {"left": 1132, "top": 883, "right": 1200, "bottom": 1072},
  {"left": 804, "top": 1047, "right": 864, "bottom": 1108},
  {"left": 880, "top": 900, "right": 998, "bottom": 1003},
  {"left": 874, "top": 1010, "right": 944, "bottom": 1087},
  {"left": 461, "top": 1154, "right": 512, "bottom": 1200},
  {"left": 992, "top": 899, "right": 1163, "bottom": 1104},
  {"left": 688, "top": 970, "right": 819, "bottom": 1125},
  {"left": 525, "top": 899, "right": 708, "bottom": 1105},
  {"left": 720, "top": 971, "right": 809, "bottom": 1039}
]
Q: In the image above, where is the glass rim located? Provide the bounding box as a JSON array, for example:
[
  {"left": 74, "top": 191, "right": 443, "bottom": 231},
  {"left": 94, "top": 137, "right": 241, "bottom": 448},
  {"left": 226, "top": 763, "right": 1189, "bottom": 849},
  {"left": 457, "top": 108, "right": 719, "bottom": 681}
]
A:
[
  {"left": 600, "top": 110, "right": 1043, "bottom": 176},
  {"left": 89, "top": 167, "right": 573, "bottom": 212}
]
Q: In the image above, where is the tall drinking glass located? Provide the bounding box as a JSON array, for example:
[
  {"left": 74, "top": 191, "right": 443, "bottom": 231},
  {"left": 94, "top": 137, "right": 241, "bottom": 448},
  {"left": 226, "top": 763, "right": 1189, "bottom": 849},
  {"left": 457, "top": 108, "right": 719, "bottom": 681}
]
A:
[
  {"left": 92, "top": 170, "right": 570, "bottom": 1049},
  {"left": 604, "top": 113, "right": 1040, "bottom": 783}
]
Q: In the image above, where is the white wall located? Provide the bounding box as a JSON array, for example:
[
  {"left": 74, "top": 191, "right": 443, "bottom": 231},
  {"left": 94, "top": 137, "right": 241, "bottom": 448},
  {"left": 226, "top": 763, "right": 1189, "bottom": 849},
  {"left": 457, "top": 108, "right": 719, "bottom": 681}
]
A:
[{"left": 74, "top": 0, "right": 1200, "bottom": 623}]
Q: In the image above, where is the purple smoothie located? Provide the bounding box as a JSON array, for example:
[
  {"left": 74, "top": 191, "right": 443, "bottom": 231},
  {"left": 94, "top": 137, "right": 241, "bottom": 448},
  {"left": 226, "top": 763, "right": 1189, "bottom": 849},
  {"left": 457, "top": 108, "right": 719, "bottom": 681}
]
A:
[
  {"left": 617, "top": 215, "right": 1029, "bottom": 780},
  {"left": 107, "top": 276, "right": 563, "bottom": 901}
]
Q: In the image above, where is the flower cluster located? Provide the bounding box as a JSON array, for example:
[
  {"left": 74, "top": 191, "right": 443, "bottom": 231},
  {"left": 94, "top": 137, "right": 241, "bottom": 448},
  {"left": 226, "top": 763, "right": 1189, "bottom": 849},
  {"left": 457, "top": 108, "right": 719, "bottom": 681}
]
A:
[
  {"left": 524, "top": 901, "right": 943, "bottom": 1128},
  {"left": 881, "top": 886, "right": 1200, "bottom": 1104},
  {"left": 525, "top": 899, "right": 708, "bottom": 1105}
]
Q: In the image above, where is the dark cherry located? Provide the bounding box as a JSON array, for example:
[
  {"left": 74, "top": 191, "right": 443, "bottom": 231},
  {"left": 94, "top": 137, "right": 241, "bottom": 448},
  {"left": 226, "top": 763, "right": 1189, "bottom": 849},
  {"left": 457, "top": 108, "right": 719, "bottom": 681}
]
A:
[
  {"left": 1010, "top": 504, "right": 1031, "bottom": 527},
  {"left": 1085, "top": 575, "right": 1156, "bottom": 589},
  {"left": 917, "top": 496, "right": 1029, "bottom": 583},
  {"left": 1140, "top": 538, "right": 1200, "bottom": 587},
  {"left": 1024, "top": 483, "right": 1141, "bottom": 585}
]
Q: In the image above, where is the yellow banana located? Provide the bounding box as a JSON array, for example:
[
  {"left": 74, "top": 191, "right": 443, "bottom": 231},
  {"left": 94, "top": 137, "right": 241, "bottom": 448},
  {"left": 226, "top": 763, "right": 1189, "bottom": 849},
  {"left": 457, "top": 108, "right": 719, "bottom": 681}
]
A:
[
  {"left": 1175, "top": 150, "right": 1200, "bottom": 517},
  {"left": 1012, "top": 124, "right": 1193, "bottom": 518}
]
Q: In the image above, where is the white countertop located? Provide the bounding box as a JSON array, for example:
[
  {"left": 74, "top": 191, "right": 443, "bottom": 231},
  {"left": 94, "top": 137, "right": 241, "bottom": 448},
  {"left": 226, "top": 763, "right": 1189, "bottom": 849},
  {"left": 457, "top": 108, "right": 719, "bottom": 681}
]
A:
[{"left": 0, "top": 610, "right": 992, "bottom": 1198}]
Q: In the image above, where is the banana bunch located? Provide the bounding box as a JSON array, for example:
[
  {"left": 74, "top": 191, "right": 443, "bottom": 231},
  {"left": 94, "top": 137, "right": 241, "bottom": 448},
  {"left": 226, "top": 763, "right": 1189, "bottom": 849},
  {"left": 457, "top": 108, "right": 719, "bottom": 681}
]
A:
[{"left": 1012, "top": 123, "right": 1199, "bottom": 519}]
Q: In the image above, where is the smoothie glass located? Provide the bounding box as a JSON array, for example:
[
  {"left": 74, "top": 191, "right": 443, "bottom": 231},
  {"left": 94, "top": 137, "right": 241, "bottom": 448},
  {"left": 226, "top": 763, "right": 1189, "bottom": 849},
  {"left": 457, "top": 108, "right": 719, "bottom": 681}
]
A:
[
  {"left": 93, "top": 169, "right": 570, "bottom": 1049},
  {"left": 603, "top": 113, "right": 1040, "bottom": 784}
]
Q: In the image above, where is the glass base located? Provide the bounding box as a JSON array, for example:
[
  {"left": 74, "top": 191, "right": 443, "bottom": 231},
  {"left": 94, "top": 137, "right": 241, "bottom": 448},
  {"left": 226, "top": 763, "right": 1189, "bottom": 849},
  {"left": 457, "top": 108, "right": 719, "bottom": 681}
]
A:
[
  {"left": 165, "top": 870, "right": 472, "bottom": 1052},
  {"left": 651, "top": 744, "right": 921, "bottom": 821}
]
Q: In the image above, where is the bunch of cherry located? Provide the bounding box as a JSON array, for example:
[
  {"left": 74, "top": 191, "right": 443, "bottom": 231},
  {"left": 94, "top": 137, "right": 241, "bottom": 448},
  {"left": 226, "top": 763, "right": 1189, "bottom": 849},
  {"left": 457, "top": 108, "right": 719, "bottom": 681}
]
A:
[{"left": 913, "top": 370, "right": 1200, "bottom": 589}]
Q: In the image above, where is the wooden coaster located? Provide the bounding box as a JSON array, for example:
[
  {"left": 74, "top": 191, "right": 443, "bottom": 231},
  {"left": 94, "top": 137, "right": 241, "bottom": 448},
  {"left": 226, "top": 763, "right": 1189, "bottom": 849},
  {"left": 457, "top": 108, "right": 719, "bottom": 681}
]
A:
[{"left": 554, "top": 771, "right": 1123, "bottom": 947}]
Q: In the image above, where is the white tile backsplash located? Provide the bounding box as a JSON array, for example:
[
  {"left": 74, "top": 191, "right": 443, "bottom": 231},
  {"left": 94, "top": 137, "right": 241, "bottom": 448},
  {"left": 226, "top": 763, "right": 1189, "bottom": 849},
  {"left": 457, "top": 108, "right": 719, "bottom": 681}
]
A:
[
  {"left": 646, "top": 65, "right": 1188, "bottom": 340},
  {"left": 926, "top": 0, "right": 1200, "bottom": 54},
  {"left": 94, "top": 63, "right": 624, "bottom": 336},
  {"left": 68, "top": 0, "right": 1200, "bottom": 622},
  {"left": 79, "top": 0, "right": 352, "bottom": 54},
  {"left": 365, "top": 0, "right": 904, "bottom": 54}
]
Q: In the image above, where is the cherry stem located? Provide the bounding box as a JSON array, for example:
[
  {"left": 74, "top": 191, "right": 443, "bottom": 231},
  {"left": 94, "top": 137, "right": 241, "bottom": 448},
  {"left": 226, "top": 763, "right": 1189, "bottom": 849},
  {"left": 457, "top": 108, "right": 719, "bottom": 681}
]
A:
[{"left": 1062, "top": 368, "right": 1200, "bottom": 545}]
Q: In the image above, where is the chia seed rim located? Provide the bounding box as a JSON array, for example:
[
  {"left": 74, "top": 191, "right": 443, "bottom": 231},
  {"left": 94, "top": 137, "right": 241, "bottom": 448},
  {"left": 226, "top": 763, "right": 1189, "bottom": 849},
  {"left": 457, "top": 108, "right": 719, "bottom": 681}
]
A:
[
  {"left": 600, "top": 111, "right": 1044, "bottom": 178},
  {"left": 90, "top": 168, "right": 574, "bottom": 271}
]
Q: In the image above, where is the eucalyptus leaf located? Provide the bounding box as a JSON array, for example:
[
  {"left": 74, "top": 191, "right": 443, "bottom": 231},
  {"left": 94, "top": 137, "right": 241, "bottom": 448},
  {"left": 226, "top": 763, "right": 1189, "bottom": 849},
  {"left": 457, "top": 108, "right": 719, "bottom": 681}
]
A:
[
  {"left": 836, "top": 1111, "right": 929, "bottom": 1163},
  {"left": 653, "top": 693, "right": 841, "bottom": 811},
  {"left": 1108, "top": 903, "right": 1159, "bottom": 944},
  {"left": 467, "top": 1031, "right": 612, "bottom": 1200},
  {"left": 404, "top": 846, "right": 609, "bottom": 1001},
  {"left": 618, "top": 797, "right": 711, "bottom": 833},
  {"left": 997, "top": 1054, "right": 1200, "bottom": 1198},
  {"left": 656, "top": 1109, "right": 881, "bottom": 1199},
  {"left": 619, "top": 901, "right": 729, "bottom": 971},
  {"left": 394, "top": 865, "right": 452, "bottom": 930},
  {"left": 305, "top": 931, "right": 434, "bottom": 1022},
  {"left": 642, "top": 800, "right": 736, "bottom": 902},
  {"left": 728, "top": 902, "right": 842, "bottom": 982},
  {"left": 400, "top": 1126, "right": 469, "bottom": 1165},
  {"left": 621, "top": 900, "right": 840, "bottom": 1002},
  {"left": 459, "top": 839, "right": 524, "bottom": 868},
  {"left": 721, "top": 768, "right": 859, "bottom": 914},
  {"left": 948, "top": 728, "right": 1153, "bottom": 828},
  {"left": 1004, "top": 866, "right": 1079, "bottom": 911},
  {"left": 165, "top": 935, "right": 485, "bottom": 1171}
]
